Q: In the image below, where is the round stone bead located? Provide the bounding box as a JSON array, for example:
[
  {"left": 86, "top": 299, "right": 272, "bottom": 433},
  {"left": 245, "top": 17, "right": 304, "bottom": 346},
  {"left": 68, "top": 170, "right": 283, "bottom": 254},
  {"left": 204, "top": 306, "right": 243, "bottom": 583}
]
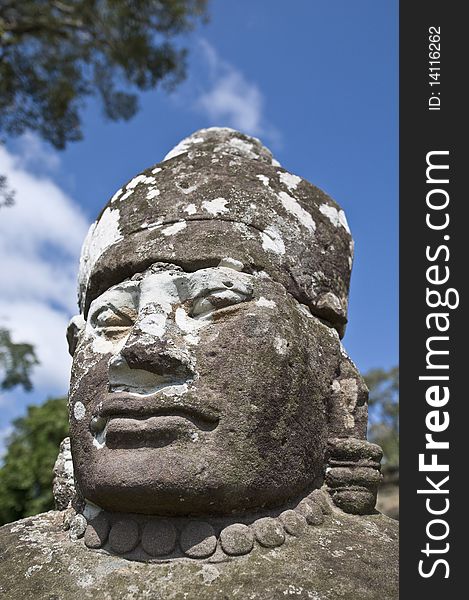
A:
[
  {"left": 253, "top": 517, "right": 285, "bottom": 548},
  {"left": 219, "top": 523, "right": 254, "bottom": 556},
  {"left": 180, "top": 521, "right": 217, "bottom": 558},
  {"left": 296, "top": 500, "right": 324, "bottom": 525},
  {"left": 309, "top": 489, "right": 332, "bottom": 515},
  {"left": 109, "top": 520, "right": 139, "bottom": 554},
  {"left": 69, "top": 514, "right": 87, "bottom": 540},
  {"left": 84, "top": 513, "right": 110, "bottom": 549},
  {"left": 279, "top": 510, "right": 307, "bottom": 536},
  {"left": 141, "top": 520, "right": 177, "bottom": 556}
]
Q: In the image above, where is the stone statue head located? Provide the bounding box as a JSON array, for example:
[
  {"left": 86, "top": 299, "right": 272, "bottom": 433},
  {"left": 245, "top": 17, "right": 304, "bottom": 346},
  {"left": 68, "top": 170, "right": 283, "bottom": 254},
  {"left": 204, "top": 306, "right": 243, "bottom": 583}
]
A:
[{"left": 67, "top": 128, "right": 378, "bottom": 519}]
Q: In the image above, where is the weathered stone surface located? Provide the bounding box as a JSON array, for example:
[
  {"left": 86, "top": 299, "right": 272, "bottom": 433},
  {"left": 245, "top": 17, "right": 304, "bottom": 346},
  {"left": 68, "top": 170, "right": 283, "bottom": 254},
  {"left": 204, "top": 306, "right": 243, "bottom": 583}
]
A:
[
  {"left": 141, "top": 519, "right": 177, "bottom": 556},
  {"left": 66, "top": 315, "right": 85, "bottom": 357},
  {"left": 62, "top": 506, "right": 75, "bottom": 531},
  {"left": 304, "top": 500, "right": 324, "bottom": 525},
  {"left": 253, "top": 517, "right": 285, "bottom": 548},
  {"left": 296, "top": 500, "right": 324, "bottom": 526},
  {"left": 329, "top": 489, "right": 378, "bottom": 516},
  {"left": 328, "top": 437, "right": 383, "bottom": 465},
  {"left": 69, "top": 514, "right": 87, "bottom": 540},
  {"left": 327, "top": 360, "right": 370, "bottom": 439},
  {"left": 219, "top": 523, "right": 254, "bottom": 556},
  {"left": 325, "top": 441, "right": 383, "bottom": 515},
  {"left": 108, "top": 519, "right": 139, "bottom": 554},
  {"left": 326, "top": 466, "right": 383, "bottom": 489},
  {"left": 309, "top": 488, "right": 333, "bottom": 515},
  {"left": 0, "top": 510, "right": 399, "bottom": 599},
  {"left": 180, "top": 521, "right": 217, "bottom": 558},
  {"left": 52, "top": 437, "right": 75, "bottom": 510},
  {"left": 84, "top": 513, "right": 110, "bottom": 549},
  {"left": 279, "top": 510, "right": 307, "bottom": 537}
]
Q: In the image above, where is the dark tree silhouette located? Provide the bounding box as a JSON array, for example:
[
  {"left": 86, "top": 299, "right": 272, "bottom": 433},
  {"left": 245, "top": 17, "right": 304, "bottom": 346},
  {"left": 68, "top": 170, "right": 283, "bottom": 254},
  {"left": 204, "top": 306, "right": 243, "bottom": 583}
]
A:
[{"left": 0, "top": 0, "right": 208, "bottom": 148}]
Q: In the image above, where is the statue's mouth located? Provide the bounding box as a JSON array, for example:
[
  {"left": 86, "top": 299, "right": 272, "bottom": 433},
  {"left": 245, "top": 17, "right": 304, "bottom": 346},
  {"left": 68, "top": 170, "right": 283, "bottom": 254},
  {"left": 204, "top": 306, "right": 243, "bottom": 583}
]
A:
[{"left": 89, "top": 394, "right": 219, "bottom": 449}]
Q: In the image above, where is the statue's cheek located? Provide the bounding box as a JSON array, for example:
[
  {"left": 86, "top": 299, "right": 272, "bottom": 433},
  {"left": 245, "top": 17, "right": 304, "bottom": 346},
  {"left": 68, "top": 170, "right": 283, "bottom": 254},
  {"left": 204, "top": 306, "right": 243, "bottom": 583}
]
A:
[{"left": 69, "top": 350, "right": 111, "bottom": 406}]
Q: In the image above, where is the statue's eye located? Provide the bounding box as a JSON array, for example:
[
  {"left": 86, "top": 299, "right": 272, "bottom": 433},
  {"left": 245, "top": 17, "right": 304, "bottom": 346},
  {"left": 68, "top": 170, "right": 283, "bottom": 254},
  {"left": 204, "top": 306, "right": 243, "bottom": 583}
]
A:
[
  {"left": 191, "top": 289, "right": 251, "bottom": 318},
  {"left": 91, "top": 306, "right": 136, "bottom": 334}
]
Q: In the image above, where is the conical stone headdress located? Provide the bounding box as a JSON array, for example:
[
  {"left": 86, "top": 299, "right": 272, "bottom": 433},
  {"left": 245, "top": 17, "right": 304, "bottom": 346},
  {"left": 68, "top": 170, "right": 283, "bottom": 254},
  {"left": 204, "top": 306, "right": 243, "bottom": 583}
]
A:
[{"left": 78, "top": 128, "right": 354, "bottom": 336}]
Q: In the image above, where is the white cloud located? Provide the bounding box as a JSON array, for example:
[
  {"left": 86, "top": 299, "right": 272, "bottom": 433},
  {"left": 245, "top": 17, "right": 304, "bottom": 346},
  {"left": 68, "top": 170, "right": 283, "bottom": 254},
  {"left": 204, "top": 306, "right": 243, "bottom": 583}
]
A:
[
  {"left": 198, "top": 65, "right": 263, "bottom": 133},
  {"left": 11, "top": 132, "right": 61, "bottom": 173},
  {"left": 0, "top": 141, "right": 90, "bottom": 399},
  {"left": 195, "top": 40, "right": 277, "bottom": 141}
]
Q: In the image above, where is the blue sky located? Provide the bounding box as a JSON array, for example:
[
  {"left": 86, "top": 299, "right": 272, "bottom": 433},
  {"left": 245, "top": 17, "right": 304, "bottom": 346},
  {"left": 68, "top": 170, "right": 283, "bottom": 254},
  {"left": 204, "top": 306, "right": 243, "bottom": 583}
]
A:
[{"left": 0, "top": 1, "right": 398, "bottom": 445}]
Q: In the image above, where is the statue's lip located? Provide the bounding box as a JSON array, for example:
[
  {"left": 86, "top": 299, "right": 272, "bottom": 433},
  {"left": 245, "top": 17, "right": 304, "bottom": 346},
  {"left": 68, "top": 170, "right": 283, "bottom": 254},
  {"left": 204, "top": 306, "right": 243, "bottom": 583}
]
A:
[{"left": 96, "top": 394, "right": 220, "bottom": 429}]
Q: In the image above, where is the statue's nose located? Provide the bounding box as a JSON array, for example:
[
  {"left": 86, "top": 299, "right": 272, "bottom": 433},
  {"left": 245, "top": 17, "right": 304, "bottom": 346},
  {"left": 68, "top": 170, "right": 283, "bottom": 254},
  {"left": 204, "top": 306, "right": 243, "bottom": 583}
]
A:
[{"left": 108, "top": 313, "right": 195, "bottom": 392}]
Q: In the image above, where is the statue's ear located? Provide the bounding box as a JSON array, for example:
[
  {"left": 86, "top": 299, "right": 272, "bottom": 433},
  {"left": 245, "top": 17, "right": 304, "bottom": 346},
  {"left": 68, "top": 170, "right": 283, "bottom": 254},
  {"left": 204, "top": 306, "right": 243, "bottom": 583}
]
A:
[
  {"left": 325, "top": 437, "right": 383, "bottom": 515},
  {"left": 328, "top": 353, "right": 369, "bottom": 440},
  {"left": 66, "top": 315, "right": 85, "bottom": 357}
]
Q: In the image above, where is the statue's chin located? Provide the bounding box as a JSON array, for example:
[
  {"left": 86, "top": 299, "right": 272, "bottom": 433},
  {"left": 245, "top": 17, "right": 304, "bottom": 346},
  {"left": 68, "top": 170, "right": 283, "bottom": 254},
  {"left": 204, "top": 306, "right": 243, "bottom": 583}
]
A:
[
  {"left": 76, "top": 449, "right": 314, "bottom": 516},
  {"left": 81, "top": 485, "right": 310, "bottom": 517}
]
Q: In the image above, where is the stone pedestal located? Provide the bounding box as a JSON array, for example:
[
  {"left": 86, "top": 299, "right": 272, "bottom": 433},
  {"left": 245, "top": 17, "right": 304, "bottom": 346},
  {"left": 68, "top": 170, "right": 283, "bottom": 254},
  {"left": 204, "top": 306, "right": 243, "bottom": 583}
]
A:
[{"left": 0, "top": 508, "right": 398, "bottom": 600}]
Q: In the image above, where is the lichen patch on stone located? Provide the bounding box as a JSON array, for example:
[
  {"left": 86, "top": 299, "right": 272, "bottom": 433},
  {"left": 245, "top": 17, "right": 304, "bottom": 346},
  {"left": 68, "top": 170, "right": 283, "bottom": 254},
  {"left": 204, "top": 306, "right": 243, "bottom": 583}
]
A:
[
  {"left": 183, "top": 203, "right": 197, "bottom": 215},
  {"left": 146, "top": 188, "right": 160, "bottom": 200},
  {"left": 319, "top": 204, "right": 350, "bottom": 234},
  {"left": 201, "top": 198, "right": 229, "bottom": 216},
  {"left": 256, "top": 297, "right": 276, "bottom": 308},
  {"left": 73, "top": 402, "right": 86, "bottom": 421},
  {"left": 161, "top": 221, "right": 187, "bottom": 236},
  {"left": 228, "top": 137, "right": 257, "bottom": 159},
  {"left": 126, "top": 174, "right": 155, "bottom": 190},
  {"left": 274, "top": 337, "right": 288, "bottom": 355},
  {"left": 25, "top": 564, "right": 43, "bottom": 578},
  {"left": 260, "top": 226, "right": 285, "bottom": 255},
  {"left": 278, "top": 172, "right": 301, "bottom": 191},
  {"left": 78, "top": 207, "right": 123, "bottom": 306},
  {"left": 278, "top": 191, "right": 316, "bottom": 233},
  {"left": 110, "top": 188, "right": 123, "bottom": 203},
  {"left": 163, "top": 135, "right": 204, "bottom": 162},
  {"left": 120, "top": 189, "right": 134, "bottom": 202},
  {"left": 138, "top": 313, "right": 168, "bottom": 339}
]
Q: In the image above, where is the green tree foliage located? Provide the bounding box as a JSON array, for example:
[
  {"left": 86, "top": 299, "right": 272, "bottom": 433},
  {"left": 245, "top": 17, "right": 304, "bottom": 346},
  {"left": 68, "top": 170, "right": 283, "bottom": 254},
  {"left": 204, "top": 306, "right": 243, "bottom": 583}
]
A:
[
  {"left": 0, "top": 0, "right": 208, "bottom": 149},
  {"left": 364, "top": 366, "right": 399, "bottom": 470},
  {"left": 0, "top": 397, "right": 68, "bottom": 525},
  {"left": 0, "top": 328, "right": 39, "bottom": 391}
]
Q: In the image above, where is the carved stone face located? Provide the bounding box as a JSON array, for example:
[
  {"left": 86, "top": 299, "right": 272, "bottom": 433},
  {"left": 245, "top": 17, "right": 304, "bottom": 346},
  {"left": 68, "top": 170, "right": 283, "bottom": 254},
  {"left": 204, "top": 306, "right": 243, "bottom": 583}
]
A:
[
  {"left": 69, "top": 262, "right": 346, "bottom": 515},
  {"left": 66, "top": 128, "right": 372, "bottom": 518}
]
